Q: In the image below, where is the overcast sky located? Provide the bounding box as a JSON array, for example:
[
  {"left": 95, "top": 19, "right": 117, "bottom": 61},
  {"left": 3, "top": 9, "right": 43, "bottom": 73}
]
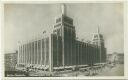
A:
[{"left": 4, "top": 3, "right": 123, "bottom": 54}]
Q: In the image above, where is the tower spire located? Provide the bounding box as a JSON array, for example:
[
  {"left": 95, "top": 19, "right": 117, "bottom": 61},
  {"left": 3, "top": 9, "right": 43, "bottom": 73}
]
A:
[
  {"left": 97, "top": 25, "right": 100, "bottom": 33},
  {"left": 61, "top": 4, "right": 66, "bottom": 15}
]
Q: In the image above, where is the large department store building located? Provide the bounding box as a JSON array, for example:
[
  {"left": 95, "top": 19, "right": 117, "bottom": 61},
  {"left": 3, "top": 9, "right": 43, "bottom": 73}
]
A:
[{"left": 17, "top": 4, "right": 106, "bottom": 72}]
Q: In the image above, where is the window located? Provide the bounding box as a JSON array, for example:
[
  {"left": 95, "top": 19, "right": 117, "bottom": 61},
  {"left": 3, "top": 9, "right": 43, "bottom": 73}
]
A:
[
  {"left": 54, "top": 23, "right": 61, "bottom": 28},
  {"left": 94, "top": 35, "right": 98, "bottom": 38},
  {"left": 56, "top": 18, "right": 61, "bottom": 23}
]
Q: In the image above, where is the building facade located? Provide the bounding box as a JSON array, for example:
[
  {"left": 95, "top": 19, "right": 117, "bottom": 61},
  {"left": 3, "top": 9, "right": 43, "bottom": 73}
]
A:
[
  {"left": 5, "top": 51, "right": 18, "bottom": 71},
  {"left": 107, "top": 52, "right": 124, "bottom": 64},
  {"left": 17, "top": 4, "right": 106, "bottom": 72}
]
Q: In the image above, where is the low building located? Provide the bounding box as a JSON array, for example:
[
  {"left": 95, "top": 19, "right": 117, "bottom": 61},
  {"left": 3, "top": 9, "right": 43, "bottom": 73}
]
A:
[
  {"left": 118, "top": 53, "right": 124, "bottom": 64},
  {"left": 107, "top": 52, "right": 124, "bottom": 64},
  {"left": 4, "top": 51, "right": 18, "bottom": 71}
]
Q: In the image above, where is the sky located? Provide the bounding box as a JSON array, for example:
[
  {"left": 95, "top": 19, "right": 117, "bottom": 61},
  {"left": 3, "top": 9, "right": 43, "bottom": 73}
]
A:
[{"left": 4, "top": 3, "right": 124, "bottom": 54}]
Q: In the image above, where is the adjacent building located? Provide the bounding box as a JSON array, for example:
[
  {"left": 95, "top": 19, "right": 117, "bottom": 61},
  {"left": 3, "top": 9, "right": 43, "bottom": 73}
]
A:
[
  {"left": 17, "top": 4, "right": 106, "bottom": 72},
  {"left": 107, "top": 52, "right": 124, "bottom": 64},
  {"left": 5, "top": 51, "right": 18, "bottom": 71}
]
